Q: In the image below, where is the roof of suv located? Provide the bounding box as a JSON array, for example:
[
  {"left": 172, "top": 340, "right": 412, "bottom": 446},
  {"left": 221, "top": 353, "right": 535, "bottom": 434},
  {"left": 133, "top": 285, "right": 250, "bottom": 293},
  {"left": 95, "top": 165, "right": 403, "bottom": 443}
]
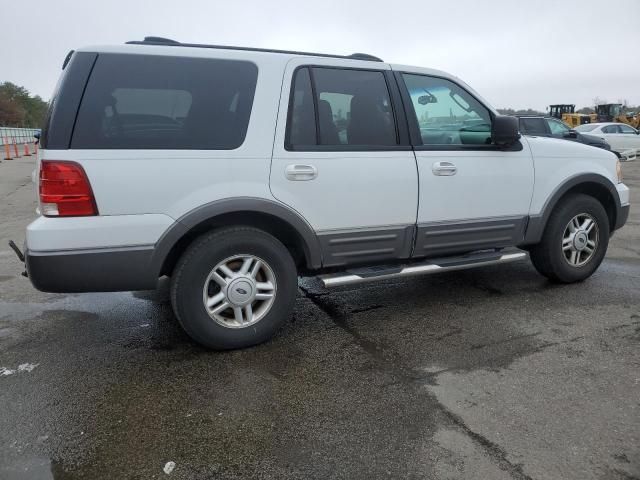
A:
[
  {"left": 125, "top": 36, "right": 385, "bottom": 62},
  {"left": 75, "top": 36, "right": 452, "bottom": 75},
  {"left": 73, "top": 36, "right": 498, "bottom": 115}
]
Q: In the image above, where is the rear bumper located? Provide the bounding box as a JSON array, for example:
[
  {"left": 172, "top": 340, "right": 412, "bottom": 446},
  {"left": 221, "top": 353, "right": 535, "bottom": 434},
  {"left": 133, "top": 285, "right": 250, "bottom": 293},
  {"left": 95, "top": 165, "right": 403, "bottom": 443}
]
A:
[
  {"left": 24, "top": 213, "right": 174, "bottom": 293},
  {"left": 26, "top": 246, "right": 158, "bottom": 293}
]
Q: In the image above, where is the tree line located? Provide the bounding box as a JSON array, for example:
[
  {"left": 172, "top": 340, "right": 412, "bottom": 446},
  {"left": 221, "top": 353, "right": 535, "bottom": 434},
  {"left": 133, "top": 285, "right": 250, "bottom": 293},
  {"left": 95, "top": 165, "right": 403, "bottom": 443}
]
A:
[{"left": 0, "top": 82, "right": 48, "bottom": 128}]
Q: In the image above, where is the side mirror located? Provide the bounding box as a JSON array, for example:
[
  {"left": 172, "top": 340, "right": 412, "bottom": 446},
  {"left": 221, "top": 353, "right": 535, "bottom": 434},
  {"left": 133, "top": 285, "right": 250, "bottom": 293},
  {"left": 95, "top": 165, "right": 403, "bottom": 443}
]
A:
[
  {"left": 492, "top": 115, "right": 520, "bottom": 147},
  {"left": 563, "top": 130, "right": 578, "bottom": 139}
]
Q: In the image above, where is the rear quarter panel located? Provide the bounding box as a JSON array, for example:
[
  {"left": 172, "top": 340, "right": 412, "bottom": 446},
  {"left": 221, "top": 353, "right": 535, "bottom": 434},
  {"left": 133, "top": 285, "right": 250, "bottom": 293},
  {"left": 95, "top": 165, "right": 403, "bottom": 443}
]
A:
[{"left": 41, "top": 46, "right": 290, "bottom": 221}]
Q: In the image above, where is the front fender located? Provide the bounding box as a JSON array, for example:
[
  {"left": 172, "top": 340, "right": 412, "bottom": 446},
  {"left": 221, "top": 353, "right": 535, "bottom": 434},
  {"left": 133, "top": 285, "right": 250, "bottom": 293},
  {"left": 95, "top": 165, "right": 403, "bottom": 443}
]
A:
[{"left": 522, "top": 173, "right": 623, "bottom": 244}]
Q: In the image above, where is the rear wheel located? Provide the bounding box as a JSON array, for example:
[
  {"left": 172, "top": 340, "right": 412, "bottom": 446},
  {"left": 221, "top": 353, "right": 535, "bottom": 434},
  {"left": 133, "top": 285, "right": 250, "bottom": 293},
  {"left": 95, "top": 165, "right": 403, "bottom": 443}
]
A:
[
  {"left": 529, "top": 194, "right": 609, "bottom": 283},
  {"left": 170, "top": 227, "right": 298, "bottom": 349}
]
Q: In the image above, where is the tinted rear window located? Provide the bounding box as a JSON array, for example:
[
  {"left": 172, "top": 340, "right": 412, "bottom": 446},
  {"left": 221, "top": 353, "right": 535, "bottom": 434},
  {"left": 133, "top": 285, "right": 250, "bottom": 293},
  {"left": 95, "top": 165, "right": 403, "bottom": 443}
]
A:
[{"left": 72, "top": 54, "right": 258, "bottom": 149}]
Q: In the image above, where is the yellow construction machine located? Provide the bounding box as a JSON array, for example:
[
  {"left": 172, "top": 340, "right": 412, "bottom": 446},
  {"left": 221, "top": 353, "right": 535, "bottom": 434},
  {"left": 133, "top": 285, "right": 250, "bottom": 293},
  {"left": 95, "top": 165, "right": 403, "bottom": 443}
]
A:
[
  {"left": 595, "top": 104, "right": 640, "bottom": 128},
  {"left": 548, "top": 104, "right": 594, "bottom": 128}
]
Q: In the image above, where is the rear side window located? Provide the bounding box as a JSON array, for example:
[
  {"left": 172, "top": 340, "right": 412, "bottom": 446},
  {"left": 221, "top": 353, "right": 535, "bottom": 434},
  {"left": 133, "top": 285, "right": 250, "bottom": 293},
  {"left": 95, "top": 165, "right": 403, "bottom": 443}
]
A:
[
  {"left": 72, "top": 54, "right": 258, "bottom": 149},
  {"left": 286, "top": 67, "right": 398, "bottom": 149},
  {"left": 288, "top": 68, "right": 316, "bottom": 146},
  {"left": 313, "top": 68, "right": 396, "bottom": 146}
]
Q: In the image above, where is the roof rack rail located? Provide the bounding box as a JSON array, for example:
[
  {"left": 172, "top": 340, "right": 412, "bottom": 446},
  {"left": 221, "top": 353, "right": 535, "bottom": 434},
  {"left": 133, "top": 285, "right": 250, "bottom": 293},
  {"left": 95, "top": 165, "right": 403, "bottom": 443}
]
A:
[
  {"left": 137, "top": 36, "right": 180, "bottom": 45},
  {"left": 347, "top": 53, "right": 382, "bottom": 61},
  {"left": 125, "top": 37, "right": 383, "bottom": 62}
]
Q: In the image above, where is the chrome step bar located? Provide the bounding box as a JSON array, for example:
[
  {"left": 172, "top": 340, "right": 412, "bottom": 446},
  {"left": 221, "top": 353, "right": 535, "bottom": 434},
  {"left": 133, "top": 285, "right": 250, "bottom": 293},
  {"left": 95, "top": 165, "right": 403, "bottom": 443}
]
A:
[{"left": 318, "top": 250, "right": 528, "bottom": 288}]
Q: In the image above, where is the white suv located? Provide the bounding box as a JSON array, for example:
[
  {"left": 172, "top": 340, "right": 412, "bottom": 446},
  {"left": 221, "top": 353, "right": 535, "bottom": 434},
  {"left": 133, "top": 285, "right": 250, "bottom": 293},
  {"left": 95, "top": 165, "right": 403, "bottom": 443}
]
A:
[{"left": 24, "top": 37, "right": 630, "bottom": 349}]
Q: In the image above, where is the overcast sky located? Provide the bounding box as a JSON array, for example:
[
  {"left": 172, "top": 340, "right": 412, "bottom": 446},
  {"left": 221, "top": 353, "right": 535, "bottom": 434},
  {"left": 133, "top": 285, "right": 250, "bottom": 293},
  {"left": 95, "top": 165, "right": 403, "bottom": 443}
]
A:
[{"left": 2, "top": 0, "right": 639, "bottom": 111}]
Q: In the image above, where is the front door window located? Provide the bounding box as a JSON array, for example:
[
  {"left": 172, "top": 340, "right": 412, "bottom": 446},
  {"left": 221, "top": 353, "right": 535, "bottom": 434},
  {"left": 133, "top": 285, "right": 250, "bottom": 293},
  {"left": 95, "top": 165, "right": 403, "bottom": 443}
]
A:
[{"left": 401, "top": 74, "right": 492, "bottom": 146}]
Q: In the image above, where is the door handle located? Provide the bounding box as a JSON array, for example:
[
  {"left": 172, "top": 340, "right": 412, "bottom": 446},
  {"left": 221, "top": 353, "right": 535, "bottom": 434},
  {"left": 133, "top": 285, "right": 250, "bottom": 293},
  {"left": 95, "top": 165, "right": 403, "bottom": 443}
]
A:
[
  {"left": 285, "top": 164, "right": 318, "bottom": 181},
  {"left": 432, "top": 161, "right": 457, "bottom": 176}
]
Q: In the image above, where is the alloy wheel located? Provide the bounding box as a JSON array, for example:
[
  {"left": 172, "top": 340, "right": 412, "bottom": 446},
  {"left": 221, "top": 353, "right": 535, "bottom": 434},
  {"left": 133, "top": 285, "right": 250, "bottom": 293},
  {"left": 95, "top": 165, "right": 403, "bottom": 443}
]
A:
[
  {"left": 202, "top": 254, "right": 277, "bottom": 328},
  {"left": 562, "top": 213, "right": 599, "bottom": 267}
]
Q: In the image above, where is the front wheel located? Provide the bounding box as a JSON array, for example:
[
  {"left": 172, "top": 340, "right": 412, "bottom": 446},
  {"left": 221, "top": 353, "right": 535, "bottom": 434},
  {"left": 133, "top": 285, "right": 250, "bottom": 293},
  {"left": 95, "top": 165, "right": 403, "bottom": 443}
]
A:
[
  {"left": 170, "top": 227, "right": 298, "bottom": 349},
  {"left": 529, "top": 194, "right": 609, "bottom": 283}
]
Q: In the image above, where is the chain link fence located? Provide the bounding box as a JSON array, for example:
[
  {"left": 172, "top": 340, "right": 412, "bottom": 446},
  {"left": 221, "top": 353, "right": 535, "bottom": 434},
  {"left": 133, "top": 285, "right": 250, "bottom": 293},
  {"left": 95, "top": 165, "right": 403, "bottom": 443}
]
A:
[
  {"left": 1, "top": 127, "right": 40, "bottom": 159},
  {"left": 0, "top": 127, "right": 40, "bottom": 145}
]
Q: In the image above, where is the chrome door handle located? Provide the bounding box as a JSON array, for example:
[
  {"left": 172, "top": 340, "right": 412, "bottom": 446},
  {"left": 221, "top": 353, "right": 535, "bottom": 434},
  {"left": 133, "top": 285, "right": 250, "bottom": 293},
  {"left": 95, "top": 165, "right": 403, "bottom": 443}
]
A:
[
  {"left": 285, "top": 164, "right": 318, "bottom": 181},
  {"left": 432, "top": 161, "right": 457, "bottom": 176}
]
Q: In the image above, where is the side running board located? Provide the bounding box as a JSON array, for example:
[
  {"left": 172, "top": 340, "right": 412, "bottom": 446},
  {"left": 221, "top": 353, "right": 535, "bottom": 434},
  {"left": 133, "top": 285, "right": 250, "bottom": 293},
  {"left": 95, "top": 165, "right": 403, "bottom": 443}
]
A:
[{"left": 318, "top": 249, "right": 528, "bottom": 288}]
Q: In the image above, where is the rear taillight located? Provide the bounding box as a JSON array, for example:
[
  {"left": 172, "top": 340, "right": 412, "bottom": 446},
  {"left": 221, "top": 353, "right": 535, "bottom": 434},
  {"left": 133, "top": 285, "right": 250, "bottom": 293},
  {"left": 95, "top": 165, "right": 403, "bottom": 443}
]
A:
[{"left": 39, "top": 161, "right": 97, "bottom": 217}]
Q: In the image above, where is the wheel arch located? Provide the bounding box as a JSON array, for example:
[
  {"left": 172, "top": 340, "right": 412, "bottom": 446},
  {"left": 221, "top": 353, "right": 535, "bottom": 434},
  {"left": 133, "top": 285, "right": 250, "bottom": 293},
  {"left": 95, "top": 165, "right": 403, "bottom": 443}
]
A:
[
  {"left": 522, "top": 173, "right": 621, "bottom": 245},
  {"left": 151, "top": 198, "right": 322, "bottom": 277}
]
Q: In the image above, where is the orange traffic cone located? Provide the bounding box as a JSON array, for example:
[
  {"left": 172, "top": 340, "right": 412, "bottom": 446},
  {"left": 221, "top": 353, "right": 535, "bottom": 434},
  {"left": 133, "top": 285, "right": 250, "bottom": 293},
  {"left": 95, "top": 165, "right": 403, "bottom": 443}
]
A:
[
  {"left": 13, "top": 138, "right": 19, "bottom": 158},
  {"left": 3, "top": 139, "right": 12, "bottom": 160},
  {"left": 23, "top": 142, "right": 31, "bottom": 156}
]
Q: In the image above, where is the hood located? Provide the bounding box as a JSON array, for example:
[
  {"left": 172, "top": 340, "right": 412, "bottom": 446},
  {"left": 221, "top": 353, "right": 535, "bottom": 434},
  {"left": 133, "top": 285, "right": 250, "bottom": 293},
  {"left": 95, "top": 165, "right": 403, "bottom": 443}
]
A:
[{"left": 523, "top": 135, "right": 617, "bottom": 161}]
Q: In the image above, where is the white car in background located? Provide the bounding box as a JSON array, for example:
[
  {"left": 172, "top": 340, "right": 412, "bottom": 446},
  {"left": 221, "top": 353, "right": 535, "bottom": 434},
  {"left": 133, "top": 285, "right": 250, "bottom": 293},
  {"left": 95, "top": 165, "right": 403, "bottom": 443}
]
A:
[{"left": 575, "top": 122, "right": 640, "bottom": 161}]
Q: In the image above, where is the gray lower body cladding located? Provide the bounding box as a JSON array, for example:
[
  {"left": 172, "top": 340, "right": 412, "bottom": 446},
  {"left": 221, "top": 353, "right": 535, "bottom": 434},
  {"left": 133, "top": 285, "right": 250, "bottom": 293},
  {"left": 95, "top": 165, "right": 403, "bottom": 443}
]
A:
[
  {"left": 524, "top": 203, "right": 630, "bottom": 245},
  {"left": 26, "top": 247, "right": 157, "bottom": 293},
  {"left": 414, "top": 216, "right": 528, "bottom": 258},
  {"left": 24, "top": 207, "right": 629, "bottom": 294},
  {"left": 317, "top": 225, "right": 415, "bottom": 267},
  {"left": 616, "top": 204, "right": 630, "bottom": 230},
  {"left": 317, "top": 217, "right": 528, "bottom": 268}
]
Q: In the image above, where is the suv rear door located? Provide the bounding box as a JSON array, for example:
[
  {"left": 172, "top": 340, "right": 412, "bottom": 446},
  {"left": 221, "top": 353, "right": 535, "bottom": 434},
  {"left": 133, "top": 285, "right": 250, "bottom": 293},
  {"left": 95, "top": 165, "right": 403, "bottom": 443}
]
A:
[{"left": 271, "top": 58, "right": 418, "bottom": 267}]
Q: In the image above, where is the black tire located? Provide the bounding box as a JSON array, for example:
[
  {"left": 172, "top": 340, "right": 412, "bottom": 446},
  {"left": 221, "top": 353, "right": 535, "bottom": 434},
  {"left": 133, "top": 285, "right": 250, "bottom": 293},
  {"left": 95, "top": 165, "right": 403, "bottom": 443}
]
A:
[
  {"left": 170, "top": 227, "right": 297, "bottom": 350},
  {"left": 529, "top": 193, "right": 609, "bottom": 283}
]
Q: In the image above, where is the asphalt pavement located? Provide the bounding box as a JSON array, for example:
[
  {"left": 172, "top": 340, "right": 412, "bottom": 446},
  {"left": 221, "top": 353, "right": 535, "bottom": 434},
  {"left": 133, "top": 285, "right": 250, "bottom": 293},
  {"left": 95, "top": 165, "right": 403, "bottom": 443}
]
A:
[{"left": 0, "top": 154, "right": 638, "bottom": 480}]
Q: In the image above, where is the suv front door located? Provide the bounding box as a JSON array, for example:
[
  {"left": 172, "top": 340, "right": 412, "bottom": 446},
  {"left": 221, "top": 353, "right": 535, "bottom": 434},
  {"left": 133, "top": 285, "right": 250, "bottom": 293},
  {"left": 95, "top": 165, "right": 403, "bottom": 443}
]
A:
[
  {"left": 397, "top": 71, "right": 535, "bottom": 258},
  {"left": 271, "top": 60, "right": 418, "bottom": 267}
]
